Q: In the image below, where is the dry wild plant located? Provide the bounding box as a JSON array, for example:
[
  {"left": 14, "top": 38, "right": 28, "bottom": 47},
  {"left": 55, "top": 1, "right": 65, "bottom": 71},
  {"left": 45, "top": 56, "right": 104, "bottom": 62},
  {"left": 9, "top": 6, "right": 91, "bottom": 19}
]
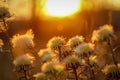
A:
[
  {"left": 0, "top": 2, "right": 120, "bottom": 80},
  {"left": 0, "top": 1, "right": 13, "bottom": 64},
  {"left": 92, "top": 24, "right": 120, "bottom": 80},
  {"left": 11, "top": 29, "right": 36, "bottom": 80},
  {"left": 33, "top": 24, "right": 120, "bottom": 80}
]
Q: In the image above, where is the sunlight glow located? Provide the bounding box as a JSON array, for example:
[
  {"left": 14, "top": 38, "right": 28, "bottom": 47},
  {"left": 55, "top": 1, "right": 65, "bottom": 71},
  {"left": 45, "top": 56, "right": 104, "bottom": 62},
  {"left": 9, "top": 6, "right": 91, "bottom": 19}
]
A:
[
  {"left": 8, "top": 0, "right": 32, "bottom": 20},
  {"left": 44, "top": 0, "right": 81, "bottom": 17}
]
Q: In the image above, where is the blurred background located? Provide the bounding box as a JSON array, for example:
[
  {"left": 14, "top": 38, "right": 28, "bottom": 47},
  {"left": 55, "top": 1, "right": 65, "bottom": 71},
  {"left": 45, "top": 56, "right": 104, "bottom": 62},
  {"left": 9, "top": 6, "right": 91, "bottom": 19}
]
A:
[
  {"left": 7, "top": 0, "right": 120, "bottom": 47},
  {"left": 0, "top": 0, "right": 120, "bottom": 80}
]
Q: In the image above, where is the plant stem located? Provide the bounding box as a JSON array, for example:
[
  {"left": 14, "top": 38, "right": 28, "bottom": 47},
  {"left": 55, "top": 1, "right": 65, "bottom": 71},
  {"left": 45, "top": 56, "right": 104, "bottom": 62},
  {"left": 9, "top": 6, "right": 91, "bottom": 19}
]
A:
[
  {"left": 3, "top": 18, "right": 8, "bottom": 30},
  {"left": 58, "top": 47, "right": 62, "bottom": 62},
  {"left": 73, "top": 67, "right": 78, "bottom": 80},
  {"left": 2, "top": 18, "right": 14, "bottom": 60},
  {"left": 31, "top": 48, "right": 39, "bottom": 60},
  {"left": 86, "top": 55, "right": 95, "bottom": 80},
  {"left": 24, "top": 70, "right": 28, "bottom": 80},
  {"left": 107, "top": 42, "right": 118, "bottom": 67}
]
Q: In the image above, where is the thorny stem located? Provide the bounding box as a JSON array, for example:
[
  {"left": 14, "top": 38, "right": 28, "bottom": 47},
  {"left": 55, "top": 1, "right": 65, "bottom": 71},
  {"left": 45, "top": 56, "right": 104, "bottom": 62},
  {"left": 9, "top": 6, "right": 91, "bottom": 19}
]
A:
[{"left": 107, "top": 41, "right": 118, "bottom": 67}]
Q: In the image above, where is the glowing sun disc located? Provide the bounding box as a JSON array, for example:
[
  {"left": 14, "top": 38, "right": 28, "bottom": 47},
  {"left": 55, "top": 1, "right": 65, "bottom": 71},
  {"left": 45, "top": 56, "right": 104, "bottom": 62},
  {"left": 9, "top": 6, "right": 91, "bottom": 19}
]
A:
[{"left": 45, "top": 0, "right": 81, "bottom": 17}]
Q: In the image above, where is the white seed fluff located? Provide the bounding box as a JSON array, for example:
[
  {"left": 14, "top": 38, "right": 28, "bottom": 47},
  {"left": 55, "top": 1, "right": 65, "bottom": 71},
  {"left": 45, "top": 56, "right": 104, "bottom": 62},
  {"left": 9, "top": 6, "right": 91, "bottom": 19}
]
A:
[
  {"left": 74, "top": 43, "right": 94, "bottom": 55},
  {"left": 63, "top": 55, "right": 81, "bottom": 65},
  {"left": 38, "top": 49, "right": 53, "bottom": 62},
  {"left": 13, "top": 54, "right": 34, "bottom": 66},
  {"left": 47, "top": 37, "right": 65, "bottom": 49},
  {"left": 41, "top": 62, "right": 55, "bottom": 73},
  {"left": 11, "top": 29, "right": 34, "bottom": 56},
  {"left": 92, "top": 25, "right": 114, "bottom": 42},
  {"left": 68, "top": 35, "right": 84, "bottom": 48}
]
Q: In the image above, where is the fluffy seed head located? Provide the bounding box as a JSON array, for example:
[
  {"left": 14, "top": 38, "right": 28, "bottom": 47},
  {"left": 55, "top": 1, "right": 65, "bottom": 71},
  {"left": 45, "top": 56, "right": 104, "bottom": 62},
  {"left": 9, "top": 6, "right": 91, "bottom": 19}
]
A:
[
  {"left": 68, "top": 36, "right": 84, "bottom": 48},
  {"left": 47, "top": 37, "right": 65, "bottom": 50},
  {"left": 41, "top": 62, "right": 56, "bottom": 74},
  {"left": 103, "top": 64, "right": 120, "bottom": 78},
  {"left": 0, "top": 6, "right": 11, "bottom": 19},
  {"left": 92, "top": 25, "right": 114, "bottom": 42},
  {"left": 63, "top": 55, "right": 81, "bottom": 68},
  {"left": 13, "top": 54, "right": 34, "bottom": 66},
  {"left": 38, "top": 49, "right": 53, "bottom": 62},
  {"left": 11, "top": 29, "right": 34, "bottom": 56},
  {"left": 74, "top": 43, "right": 94, "bottom": 55}
]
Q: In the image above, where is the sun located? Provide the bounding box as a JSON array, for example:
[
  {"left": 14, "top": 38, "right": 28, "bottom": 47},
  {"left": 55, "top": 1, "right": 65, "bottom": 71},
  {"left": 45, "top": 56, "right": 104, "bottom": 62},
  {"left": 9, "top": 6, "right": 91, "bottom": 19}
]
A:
[{"left": 44, "top": 0, "right": 81, "bottom": 17}]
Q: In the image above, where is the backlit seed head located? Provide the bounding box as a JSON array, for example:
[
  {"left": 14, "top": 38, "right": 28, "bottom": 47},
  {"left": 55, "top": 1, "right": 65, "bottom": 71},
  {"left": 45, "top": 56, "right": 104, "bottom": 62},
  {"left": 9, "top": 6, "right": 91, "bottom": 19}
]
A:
[
  {"left": 13, "top": 54, "right": 34, "bottom": 66},
  {"left": 74, "top": 43, "right": 94, "bottom": 56},
  {"left": 63, "top": 55, "right": 81, "bottom": 68},
  {"left": 0, "top": 6, "right": 11, "bottom": 19},
  {"left": 41, "top": 62, "right": 56, "bottom": 74},
  {"left": 47, "top": 37, "right": 65, "bottom": 50},
  {"left": 68, "top": 35, "right": 84, "bottom": 48},
  {"left": 11, "top": 29, "right": 34, "bottom": 56},
  {"left": 103, "top": 64, "right": 120, "bottom": 79},
  {"left": 38, "top": 49, "right": 53, "bottom": 62},
  {"left": 92, "top": 25, "right": 114, "bottom": 42}
]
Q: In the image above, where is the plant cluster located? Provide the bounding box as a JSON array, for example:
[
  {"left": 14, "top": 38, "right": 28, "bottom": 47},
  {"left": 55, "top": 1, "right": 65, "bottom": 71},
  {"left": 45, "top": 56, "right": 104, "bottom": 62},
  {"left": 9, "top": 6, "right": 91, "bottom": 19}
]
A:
[{"left": 0, "top": 1, "right": 120, "bottom": 80}]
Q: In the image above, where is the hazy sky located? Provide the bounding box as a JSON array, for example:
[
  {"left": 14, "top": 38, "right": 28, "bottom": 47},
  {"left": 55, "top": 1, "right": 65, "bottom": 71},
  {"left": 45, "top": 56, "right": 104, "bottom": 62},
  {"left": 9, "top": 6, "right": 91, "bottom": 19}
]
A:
[
  {"left": 82, "top": 0, "right": 120, "bottom": 10},
  {"left": 4, "top": 0, "right": 120, "bottom": 19}
]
